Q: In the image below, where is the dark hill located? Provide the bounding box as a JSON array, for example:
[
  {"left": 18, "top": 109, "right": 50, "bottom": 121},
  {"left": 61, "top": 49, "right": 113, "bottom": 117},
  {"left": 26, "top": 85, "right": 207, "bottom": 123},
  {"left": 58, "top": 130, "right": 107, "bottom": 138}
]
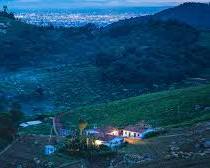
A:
[
  {"left": 1, "top": 5, "right": 210, "bottom": 112},
  {"left": 0, "top": 16, "right": 98, "bottom": 70},
  {"left": 154, "top": 2, "right": 210, "bottom": 29},
  {"left": 97, "top": 19, "right": 210, "bottom": 84},
  {"left": 1, "top": 13, "right": 210, "bottom": 85},
  {"left": 107, "top": 3, "right": 210, "bottom": 29},
  {"left": 94, "top": 2, "right": 210, "bottom": 84}
]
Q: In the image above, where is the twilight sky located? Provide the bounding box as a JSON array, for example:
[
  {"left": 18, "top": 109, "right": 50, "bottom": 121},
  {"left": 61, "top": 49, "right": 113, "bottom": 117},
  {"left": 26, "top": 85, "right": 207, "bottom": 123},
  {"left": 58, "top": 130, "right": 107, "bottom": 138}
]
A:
[{"left": 0, "top": 0, "right": 209, "bottom": 8}]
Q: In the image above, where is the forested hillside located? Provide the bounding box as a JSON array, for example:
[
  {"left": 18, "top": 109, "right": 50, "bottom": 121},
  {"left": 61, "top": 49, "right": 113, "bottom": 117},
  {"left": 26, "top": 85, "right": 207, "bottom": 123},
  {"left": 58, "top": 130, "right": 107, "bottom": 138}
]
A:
[
  {"left": 96, "top": 20, "right": 210, "bottom": 84},
  {"left": 1, "top": 14, "right": 210, "bottom": 85},
  {"left": 0, "top": 3, "right": 210, "bottom": 113}
]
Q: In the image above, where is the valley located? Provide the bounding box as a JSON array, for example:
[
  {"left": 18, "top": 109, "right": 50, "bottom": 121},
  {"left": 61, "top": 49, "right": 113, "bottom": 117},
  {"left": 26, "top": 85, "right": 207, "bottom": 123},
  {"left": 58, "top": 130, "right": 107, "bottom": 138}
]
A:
[{"left": 0, "top": 2, "right": 210, "bottom": 168}]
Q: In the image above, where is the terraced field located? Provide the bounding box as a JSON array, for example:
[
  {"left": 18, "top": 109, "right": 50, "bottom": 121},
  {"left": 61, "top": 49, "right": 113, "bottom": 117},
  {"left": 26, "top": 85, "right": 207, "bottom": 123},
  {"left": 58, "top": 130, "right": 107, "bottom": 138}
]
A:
[{"left": 0, "top": 62, "right": 146, "bottom": 114}]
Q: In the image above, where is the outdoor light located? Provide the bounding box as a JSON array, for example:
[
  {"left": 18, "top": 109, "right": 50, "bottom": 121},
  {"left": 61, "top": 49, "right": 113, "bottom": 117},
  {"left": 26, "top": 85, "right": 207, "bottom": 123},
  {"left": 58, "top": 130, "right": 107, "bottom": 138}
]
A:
[{"left": 95, "top": 140, "right": 103, "bottom": 146}]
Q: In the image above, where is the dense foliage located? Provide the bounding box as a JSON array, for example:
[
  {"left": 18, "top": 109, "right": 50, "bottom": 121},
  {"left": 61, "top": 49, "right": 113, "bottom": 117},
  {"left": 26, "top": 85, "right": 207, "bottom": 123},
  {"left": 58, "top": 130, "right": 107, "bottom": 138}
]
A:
[
  {"left": 96, "top": 20, "right": 210, "bottom": 84},
  {"left": 1, "top": 15, "right": 210, "bottom": 86},
  {"left": 0, "top": 10, "right": 15, "bottom": 20},
  {"left": 63, "top": 136, "right": 115, "bottom": 158},
  {"left": 0, "top": 102, "right": 24, "bottom": 145}
]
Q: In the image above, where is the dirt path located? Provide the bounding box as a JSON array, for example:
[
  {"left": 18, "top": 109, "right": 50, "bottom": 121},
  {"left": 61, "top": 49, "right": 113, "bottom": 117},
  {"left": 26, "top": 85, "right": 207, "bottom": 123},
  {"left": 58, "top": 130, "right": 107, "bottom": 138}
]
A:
[
  {"left": 0, "top": 139, "right": 17, "bottom": 157},
  {"left": 53, "top": 117, "right": 59, "bottom": 136},
  {"left": 157, "top": 133, "right": 191, "bottom": 138},
  {"left": 58, "top": 160, "right": 85, "bottom": 168}
]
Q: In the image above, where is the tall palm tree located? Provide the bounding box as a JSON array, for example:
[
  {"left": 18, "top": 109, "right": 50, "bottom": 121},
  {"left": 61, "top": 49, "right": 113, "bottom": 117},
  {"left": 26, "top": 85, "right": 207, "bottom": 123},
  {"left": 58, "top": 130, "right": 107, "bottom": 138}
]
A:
[
  {"left": 78, "top": 119, "right": 88, "bottom": 136},
  {"left": 3, "top": 5, "right": 7, "bottom": 13}
]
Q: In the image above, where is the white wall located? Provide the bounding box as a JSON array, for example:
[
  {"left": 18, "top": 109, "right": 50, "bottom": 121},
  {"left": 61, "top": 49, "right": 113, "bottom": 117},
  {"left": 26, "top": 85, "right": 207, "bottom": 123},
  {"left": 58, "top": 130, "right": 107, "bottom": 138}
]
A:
[
  {"left": 107, "top": 130, "right": 119, "bottom": 136},
  {"left": 123, "top": 130, "right": 141, "bottom": 138}
]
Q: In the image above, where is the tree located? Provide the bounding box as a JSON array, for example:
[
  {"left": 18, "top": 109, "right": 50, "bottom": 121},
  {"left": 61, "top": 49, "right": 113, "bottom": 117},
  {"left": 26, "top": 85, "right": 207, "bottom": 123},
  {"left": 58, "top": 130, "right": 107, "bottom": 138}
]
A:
[
  {"left": 78, "top": 119, "right": 88, "bottom": 136},
  {"left": 9, "top": 102, "right": 24, "bottom": 125},
  {"left": 0, "top": 112, "right": 15, "bottom": 140},
  {"left": 0, "top": 102, "right": 23, "bottom": 141},
  {"left": 3, "top": 5, "right": 8, "bottom": 13}
]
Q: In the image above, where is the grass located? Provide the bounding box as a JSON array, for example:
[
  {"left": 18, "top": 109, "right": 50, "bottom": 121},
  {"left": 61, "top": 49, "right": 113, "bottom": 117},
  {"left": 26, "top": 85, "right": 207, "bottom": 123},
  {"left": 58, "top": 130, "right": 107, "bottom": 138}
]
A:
[
  {"left": 19, "top": 123, "right": 52, "bottom": 135},
  {"left": 62, "top": 84, "right": 210, "bottom": 128}
]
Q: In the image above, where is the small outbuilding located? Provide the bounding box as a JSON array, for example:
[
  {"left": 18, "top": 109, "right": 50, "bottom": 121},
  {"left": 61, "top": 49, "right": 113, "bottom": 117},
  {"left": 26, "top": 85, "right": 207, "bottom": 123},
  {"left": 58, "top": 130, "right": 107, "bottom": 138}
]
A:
[
  {"left": 105, "top": 137, "right": 124, "bottom": 148},
  {"left": 44, "top": 145, "right": 56, "bottom": 155},
  {"left": 122, "top": 121, "right": 155, "bottom": 143},
  {"left": 19, "top": 120, "right": 42, "bottom": 128},
  {"left": 94, "top": 136, "right": 124, "bottom": 149}
]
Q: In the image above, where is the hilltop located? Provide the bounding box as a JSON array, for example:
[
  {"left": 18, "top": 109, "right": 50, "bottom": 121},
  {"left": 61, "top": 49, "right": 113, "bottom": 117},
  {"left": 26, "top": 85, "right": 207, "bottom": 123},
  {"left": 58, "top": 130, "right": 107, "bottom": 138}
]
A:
[
  {"left": 154, "top": 2, "right": 210, "bottom": 29},
  {"left": 108, "top": 3, "right": 210, "bottom": 30}
]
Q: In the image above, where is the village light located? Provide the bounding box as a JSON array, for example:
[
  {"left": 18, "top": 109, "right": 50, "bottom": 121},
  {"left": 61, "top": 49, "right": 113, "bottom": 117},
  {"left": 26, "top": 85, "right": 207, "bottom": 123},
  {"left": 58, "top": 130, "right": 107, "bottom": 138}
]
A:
[{"left": 95, "top": 140, "right": 103, "bottom": 146}]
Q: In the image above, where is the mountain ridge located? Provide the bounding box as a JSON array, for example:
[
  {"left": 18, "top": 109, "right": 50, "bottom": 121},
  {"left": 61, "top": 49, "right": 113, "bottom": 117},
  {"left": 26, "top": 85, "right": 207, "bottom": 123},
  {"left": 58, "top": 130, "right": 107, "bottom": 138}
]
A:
[
  {"left": 153, "top": 2, "right": 210, "bottom": 29},
  {"left": 106, "top": 2, "right": 210, "bottom": 29}
]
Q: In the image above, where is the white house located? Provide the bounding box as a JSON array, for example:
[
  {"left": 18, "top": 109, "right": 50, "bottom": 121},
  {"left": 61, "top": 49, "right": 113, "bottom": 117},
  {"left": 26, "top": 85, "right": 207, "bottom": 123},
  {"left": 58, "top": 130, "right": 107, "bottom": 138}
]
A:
[
  {"left": 19, "top": 120, "right": 42, "bottom": 128},
  {"left": 85, "top": 129, "right": 100, "bottom": 136},
  {"left": 94, "top": 136, "right": 124, "bottom": 148},
  {"left": 85, "top": 127, "right": 124, "bottom": 148},
  {"left": 122, "top": 122, "right": 153, "bottom": 139},
  {"left": 106, "top": 129, "right": 120, "bottom": 136},
  {"left": 122, "top": 128, "right": 142, "bottom": 139}
]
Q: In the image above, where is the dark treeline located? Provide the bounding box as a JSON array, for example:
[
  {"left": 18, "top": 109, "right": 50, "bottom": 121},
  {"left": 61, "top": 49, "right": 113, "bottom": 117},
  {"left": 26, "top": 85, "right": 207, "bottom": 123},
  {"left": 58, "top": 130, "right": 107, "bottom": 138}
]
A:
[
  {"left": 154, "top": 2, "right": 210, "bottom": 29},
  {"left": 96, "top": 20, "right": 210, "bottom": 84},
  {"left": 0, "top": 5, "right": 15, "bottom": 20},
  {"left": 0, "top": 102, "right": 24, "bottom": 148}
]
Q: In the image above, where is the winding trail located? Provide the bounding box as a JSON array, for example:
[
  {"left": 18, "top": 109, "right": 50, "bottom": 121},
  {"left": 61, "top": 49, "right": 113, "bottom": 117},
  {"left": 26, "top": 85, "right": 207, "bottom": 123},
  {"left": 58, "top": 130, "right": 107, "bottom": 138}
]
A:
[
  {"left": 53, "top": 112, "right": 69, "bottom": 137},
  {"left": 53, "top": 117, "right": 59, "bottom": 136},
  {"left": 0, "top": 139, "right": 17, "bottom": 157}
]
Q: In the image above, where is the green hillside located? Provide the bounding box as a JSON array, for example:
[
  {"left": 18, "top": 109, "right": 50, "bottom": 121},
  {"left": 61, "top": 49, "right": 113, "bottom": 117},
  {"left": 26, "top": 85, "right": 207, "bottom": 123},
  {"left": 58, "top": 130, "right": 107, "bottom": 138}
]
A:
[
  {"left": 1, "top": 6, "right": 210, "bottom": 115},
  {"left": 62, "top": 84, "right": 210, "bottom": 128}
]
